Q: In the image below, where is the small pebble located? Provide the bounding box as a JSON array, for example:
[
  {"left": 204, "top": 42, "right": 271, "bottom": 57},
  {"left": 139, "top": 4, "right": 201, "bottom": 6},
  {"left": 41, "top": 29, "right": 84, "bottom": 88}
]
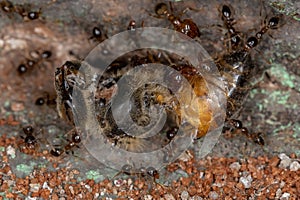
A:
[
  {"left": 190, "top": 196, "right": 203, "bottom": 200},
  {"left": 280, "top": 192, "right": 290, "bottom": 200},
  {"left": 29, "top": 183, "right": 40, "bottom": 192},
  {"left": 209, "top": 191, "right": 219, "bottom": 199},
  {"left": 278, "top": 153, "right": 291, "bottom": 169},
  {"left": 127, "top": 178, "right": 133, "bottom": 186},
  {"left": 11, "top": 102, "right": 24, "bottom": 112},
  {"left": 275, "top": 188, "right": 282, "bottom": 199},
  {"left": 6, "top": 145, "right": 16, "bottom": 158},
  {"left": 229, "top": 162, "right": 241, "bottom": 171},
  {"left": 164, "top": 193, "right": 175, "bottom": 200},
  {"left": 199, "top": 171, "right": 205, "bottom": 179},
  {"left": 239, "top": 175, "right": 252, "bottom": 189},
  {"left": 94, "top": 193, "right": 99, "bottom": 198},
  {"left": 180, "top": 190, "right": 190, "bottom": 200},
  {"left": 289, "top": 161, "right": 300, "bottom": 171},
  {"left": 143, "top": 194, "right": 153, "bottom": 200},
  {"left": 69, "top": 186, "right": 74, "bottom": 195}
]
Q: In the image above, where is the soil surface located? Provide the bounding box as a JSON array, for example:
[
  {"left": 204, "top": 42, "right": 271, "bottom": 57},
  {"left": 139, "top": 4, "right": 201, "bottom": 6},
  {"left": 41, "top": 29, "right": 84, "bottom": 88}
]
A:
[{"left": 0, "top": 0, "right": 299, "bottom": 199}]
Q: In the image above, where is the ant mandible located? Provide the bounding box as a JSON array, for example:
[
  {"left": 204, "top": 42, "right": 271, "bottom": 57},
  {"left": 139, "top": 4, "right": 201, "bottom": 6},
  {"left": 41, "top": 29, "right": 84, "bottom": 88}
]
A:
[{"left": 153, "top": 2, "right": 200, "bottom": 39}]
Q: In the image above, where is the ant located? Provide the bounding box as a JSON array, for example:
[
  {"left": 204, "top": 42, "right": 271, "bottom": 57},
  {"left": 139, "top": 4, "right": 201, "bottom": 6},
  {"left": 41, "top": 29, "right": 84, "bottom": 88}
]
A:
[
  {"left": 228, "top": 119, "right": 264, "bottom": 145},
  {"left": 114, "top": 164, "right": 161, "bottom": 186},
  {"left": 216, "top": 4, "right": 282, "bottom": 145},
  {"left": 0, "top": 0, "right": 43, "bottom": 20},
  {"left": 19, "top": 125, "right": 44, "bottom": 152},
  {"left": 0, "top": 0, "right": 13, "bottom": 12},
  {"left": 35, "top": 92, "right": 56, "bottom": 106},
  {"left": 127, "top": 20, "right": 137, "bottom": 31},
  {"left": 49, "top": 129, "right": 81, "bottom": 157},
  {"left": 89, "top": 25, "right": 107, "bottom": 43},
  {"left": 219, "top": 4, "right": 242, "bottom": 50},
  {"left": 243, "top": 15, "right": 280, "bottom": 52},
  {"left": 20, "top": 125, "right": 37, "bottom": 149},
  {"left": 17, "top": 50, "right": 52, "bottom": 75},
  {"left": 17, "top": 59, "right": 35, "bottom": 75},
  {"left": 153, "top": 2, "right": 200, "bottom": 39}
]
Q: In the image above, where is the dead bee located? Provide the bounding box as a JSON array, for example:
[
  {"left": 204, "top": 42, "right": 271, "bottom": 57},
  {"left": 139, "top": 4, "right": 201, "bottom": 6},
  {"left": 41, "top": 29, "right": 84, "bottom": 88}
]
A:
[{"left": 54, "top": 61, "right": 82, "bottom": 125}]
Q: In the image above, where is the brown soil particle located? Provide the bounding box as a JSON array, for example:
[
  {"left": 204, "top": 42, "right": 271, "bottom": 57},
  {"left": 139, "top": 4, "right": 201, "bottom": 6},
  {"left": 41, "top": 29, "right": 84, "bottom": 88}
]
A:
[{"left": 3, "top": 149, "right": 296, "bottom": 199}]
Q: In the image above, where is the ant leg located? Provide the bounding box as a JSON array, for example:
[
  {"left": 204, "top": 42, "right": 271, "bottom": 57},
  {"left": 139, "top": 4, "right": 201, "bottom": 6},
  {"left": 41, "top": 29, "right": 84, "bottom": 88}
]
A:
[
  {"left": 180, "top": 6, "right": 203, "bottom": 16},
  {"left": 169, "top": 1, "right": 174, "bottom": 13}
]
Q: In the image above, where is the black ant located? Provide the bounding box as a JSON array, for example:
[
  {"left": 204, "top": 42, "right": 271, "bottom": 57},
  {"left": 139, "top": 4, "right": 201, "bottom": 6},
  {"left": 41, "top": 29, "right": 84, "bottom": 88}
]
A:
[
  {"left": 244, "top": 15, "right": 280, "bottom": 51},
  {"left": 114, "top": 164, "right": 161, "bottom": 185},
  {"left": 0, "top": 0, "right": 13, "bottom": 12},
  {"left": 216, "top": 5, "right": 282, "bottom": 145},
  {"left": 153, "top": 2, "right": 200, "bottom": 39},
  {"left": 16, "top": 50, "right": 52, "bottom": 75},
  {"left": 219, "top": 4, "right": 242, "bottom": 50},
  {"left": 89, "top": 26, "right": 107, "bottom": 42},
  {"left": 127, "top": 20, "right": 137, "bottom": 31},
  {"left": 20, "top": 125, "right": 38, "bottom": 150},
  {"left": 17, "top": 60, "right": 35, "bottom": 75},
  {"left": 50, "top": 129, "right": 81, "bottom": 157},
  {"left": 0, "top": 0, "right": 43, "bottom": 20},
  {"left": 229, "top": 119, "right": 264, "bottom": 145},
  {"left": 35, "top": 92, "right": 56, "bottom": 106}
]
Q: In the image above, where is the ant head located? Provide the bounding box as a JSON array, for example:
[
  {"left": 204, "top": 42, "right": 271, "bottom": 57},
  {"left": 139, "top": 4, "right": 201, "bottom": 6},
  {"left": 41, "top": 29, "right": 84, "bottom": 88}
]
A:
[
  {"left": 221, "top": 5, "right": 232, "bottom": 19},
  {"left": 155, "top": 3, "right": 168, "bottom": 16},
  {"left": 23, "top": 125, "right": 34, "bottom": 135},
  {"left": 167, "top": 127, "right": 178, "bottom": 140},
  {"left": 17, "top": 64, "right": 28, "bottom": 74},
  {"left": 121, "top": 164, "right": 133, "bottom": 174},
  {"left": 92, "top": 27, "right": 102, "bottom": 38},
  {"left": 128, "top": 20, "right": 136, "bottom": 31}
]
